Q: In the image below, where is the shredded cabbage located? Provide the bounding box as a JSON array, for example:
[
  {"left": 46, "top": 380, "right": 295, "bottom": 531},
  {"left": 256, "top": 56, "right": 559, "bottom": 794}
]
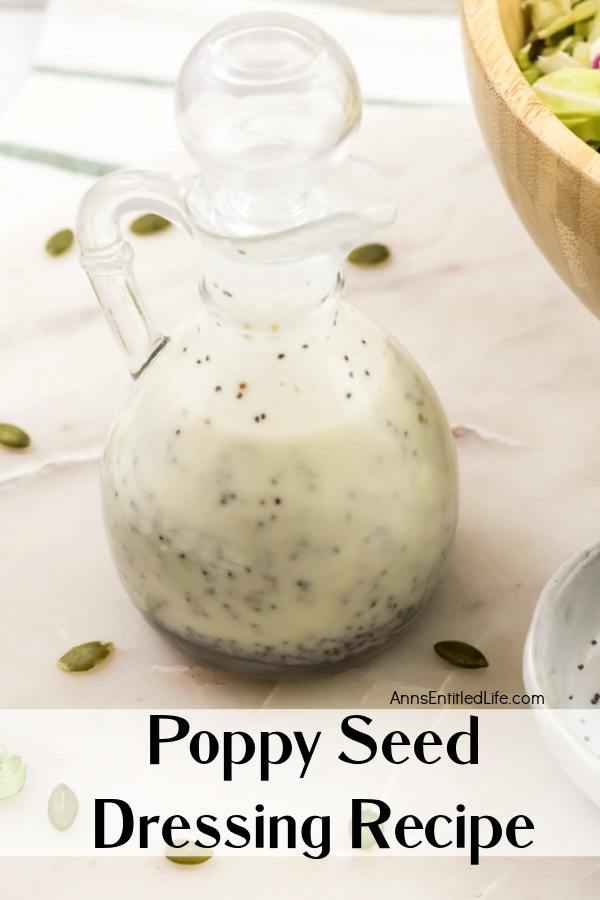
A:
[{"left": 517, "top": 0, "right": 600, "bottom": 147}]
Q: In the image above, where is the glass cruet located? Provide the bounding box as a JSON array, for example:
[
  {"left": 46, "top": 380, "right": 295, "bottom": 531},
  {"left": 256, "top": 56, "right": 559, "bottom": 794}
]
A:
[{"left": 76, "top": 12, "right": 459, "bottom": 678}]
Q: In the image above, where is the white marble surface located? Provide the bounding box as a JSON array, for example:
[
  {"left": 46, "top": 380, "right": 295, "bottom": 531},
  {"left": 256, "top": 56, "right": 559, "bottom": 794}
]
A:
[
  {"left": 4, "top": 100, "right": 596, "bottom": 711},
  {"left": 0, "top": 7, "right": 43, "bottom": 111},
  {"left": 2, "top": 0, "right": 600, "bottom": 896}
]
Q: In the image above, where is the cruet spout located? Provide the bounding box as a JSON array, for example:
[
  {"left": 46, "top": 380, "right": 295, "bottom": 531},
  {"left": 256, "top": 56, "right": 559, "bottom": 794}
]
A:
[{"left": 265, "top": 157, "right": 396, "bottom": 263}]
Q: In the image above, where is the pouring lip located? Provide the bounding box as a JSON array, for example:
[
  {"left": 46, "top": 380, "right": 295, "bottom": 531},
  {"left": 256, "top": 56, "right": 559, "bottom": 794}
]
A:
[{"left": 181, "top": 156, "right": 397, "bottom": 264}]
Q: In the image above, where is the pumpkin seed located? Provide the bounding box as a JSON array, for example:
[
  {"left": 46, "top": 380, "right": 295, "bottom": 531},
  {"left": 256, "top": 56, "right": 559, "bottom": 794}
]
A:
[
  {"left": 0, "top": 747, "right": 26, "bottom": 800},
  {"left": 130, "top": 213, "right": 171, "bottom": 235},
  {"left": 347, "top": 243, "right": 390, "bottom": 266},
  {"left": 434, "top": 641, "right": 489, "bottom": 669},
  {"left": 45, "top": 229, "right": 74, "bottom": 256},
  {"left": 48, "top": 783, "right": 79, "bottom": 831},
  {"left": 348, "top": 802, "right": 385, "bottom": 849},
  {"left": 0, "top": 423, "right": 30, "bottom": 449},
  {"left": 166, "top": 854, "right": 212, "bottom": 866},
  {"left": 57, "top": 640, "right": 114, "bottom": 673}
]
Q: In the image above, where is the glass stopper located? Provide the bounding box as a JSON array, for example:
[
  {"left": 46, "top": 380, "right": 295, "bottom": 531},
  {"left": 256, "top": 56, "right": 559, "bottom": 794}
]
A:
[{"left": 175, "top": 12, "right": 362, "bottom": 228}]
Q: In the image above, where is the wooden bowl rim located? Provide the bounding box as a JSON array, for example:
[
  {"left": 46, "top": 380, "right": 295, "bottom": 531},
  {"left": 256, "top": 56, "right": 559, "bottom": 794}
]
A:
[{"left": 462, "top": 0, "right": 600, "bottom": 185}]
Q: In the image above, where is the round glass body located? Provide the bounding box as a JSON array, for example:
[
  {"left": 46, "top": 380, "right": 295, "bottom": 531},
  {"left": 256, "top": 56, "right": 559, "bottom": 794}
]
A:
[{"left": 102, "top": 299, "right": 458, "bottom": 677}]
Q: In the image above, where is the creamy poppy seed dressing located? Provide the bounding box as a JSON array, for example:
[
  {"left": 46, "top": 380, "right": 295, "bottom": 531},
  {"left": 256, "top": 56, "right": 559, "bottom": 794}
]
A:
[{"left": 103, "top": 303, "right": 458, "bottom": 672}]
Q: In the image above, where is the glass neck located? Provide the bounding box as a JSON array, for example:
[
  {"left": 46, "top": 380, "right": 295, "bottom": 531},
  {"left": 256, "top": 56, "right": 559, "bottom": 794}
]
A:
[{"left": 198, "top": 247, "right": 343, "bottom": 331}]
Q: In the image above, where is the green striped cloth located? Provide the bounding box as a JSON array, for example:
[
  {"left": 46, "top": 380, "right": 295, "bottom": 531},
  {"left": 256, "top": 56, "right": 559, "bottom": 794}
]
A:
[{"left": 0, "top": 0, "right": 466, "bottom": 182}]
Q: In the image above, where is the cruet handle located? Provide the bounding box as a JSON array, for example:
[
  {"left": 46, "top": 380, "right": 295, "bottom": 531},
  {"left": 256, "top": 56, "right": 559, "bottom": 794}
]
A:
[{"left": 76, "top": 170, "right": 193, "bottom": 377}]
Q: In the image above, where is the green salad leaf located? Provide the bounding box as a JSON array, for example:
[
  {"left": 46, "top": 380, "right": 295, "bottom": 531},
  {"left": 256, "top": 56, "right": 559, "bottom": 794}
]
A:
[
  {"left": 523, "top": 0, "right": 571, "bottom": 34},
  {"left": 537, "top": 48, "right": 583, "bottom": 74},
  {"left": 531, "top": 0, "right": 600, "bottom": 40},
  {"left": 534, "top": 65, "right": 600, "bottom": 111}
]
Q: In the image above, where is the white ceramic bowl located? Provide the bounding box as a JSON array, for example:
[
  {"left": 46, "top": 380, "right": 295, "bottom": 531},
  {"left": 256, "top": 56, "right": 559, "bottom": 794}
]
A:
[{"left": 524, "top": 542, "right": 600, "bottom": 807}]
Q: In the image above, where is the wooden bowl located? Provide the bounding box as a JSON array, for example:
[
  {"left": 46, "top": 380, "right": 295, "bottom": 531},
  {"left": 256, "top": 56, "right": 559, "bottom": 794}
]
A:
[{"left": 462, "top": 0, "right": 600, "bottom": 318}]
